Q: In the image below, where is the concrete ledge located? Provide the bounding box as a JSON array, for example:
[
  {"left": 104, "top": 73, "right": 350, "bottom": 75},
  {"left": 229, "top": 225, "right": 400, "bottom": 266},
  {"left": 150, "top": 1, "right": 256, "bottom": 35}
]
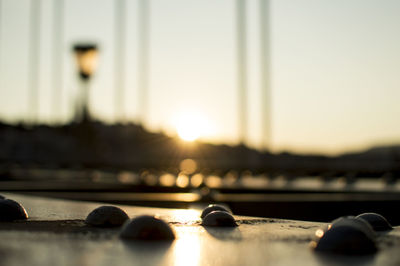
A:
[{"left": 0, "top": 193, "right": 400, "bottom": 266}]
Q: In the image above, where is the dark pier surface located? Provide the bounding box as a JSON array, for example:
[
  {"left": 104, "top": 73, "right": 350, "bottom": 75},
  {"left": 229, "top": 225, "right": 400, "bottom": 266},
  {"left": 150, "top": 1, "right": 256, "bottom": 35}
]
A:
[{"left": 1, "top": 193, "right": 400, "bottom": 265}]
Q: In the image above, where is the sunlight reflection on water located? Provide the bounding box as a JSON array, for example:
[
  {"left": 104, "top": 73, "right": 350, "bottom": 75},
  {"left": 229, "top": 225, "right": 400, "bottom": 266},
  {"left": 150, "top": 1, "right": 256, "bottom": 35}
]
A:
[
  {"left": 176, "top": 174, "right": 190, "bottom": 188},
  {"left": 159, "top": 173, "right": 176, "bottom": 187}
]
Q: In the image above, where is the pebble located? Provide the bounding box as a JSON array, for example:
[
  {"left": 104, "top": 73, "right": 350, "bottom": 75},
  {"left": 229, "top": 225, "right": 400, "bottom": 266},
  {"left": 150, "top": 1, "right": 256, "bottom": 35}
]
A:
[
  {"left": 356, "top": 213, "right": 392, "bottom": 231},
  {"left": 119, "top": 215, "right": 175, "bottom": 240},
  {"left": 85, "top": 206, "right": 129, "bottom": 227},
  {"left": 0, "top": 195, "right": 4, "bottom": 199},
  {"left": 329, "top": 216, "right": 375, "bottom": 234},
  {"left": 311, "top": 216, "right": 377, "bottom": 255},
  {"left": 202, "top": 210, "right": 237, "bottom": 227},
  {"left": 201, "top": 204, "right": 231, "bottom": 219},
  {"left": 0, "top": 199, "right": 29, "bottom": 221}
]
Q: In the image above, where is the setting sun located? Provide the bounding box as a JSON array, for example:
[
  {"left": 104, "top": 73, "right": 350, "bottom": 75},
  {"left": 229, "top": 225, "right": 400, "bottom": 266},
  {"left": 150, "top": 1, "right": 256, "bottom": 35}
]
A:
[{"left": 173, "top": 112, "right": 211, "bottom": 142}]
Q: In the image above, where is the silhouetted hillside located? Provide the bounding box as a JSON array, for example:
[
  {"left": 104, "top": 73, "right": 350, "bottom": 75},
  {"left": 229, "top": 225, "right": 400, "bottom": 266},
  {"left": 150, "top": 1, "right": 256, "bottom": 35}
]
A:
[{"left": 0, "top": 121, "right": 399, "bottom": 175}]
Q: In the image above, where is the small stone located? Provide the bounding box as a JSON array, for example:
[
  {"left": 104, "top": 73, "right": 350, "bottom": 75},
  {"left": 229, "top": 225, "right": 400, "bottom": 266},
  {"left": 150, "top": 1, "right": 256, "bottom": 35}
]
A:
[
  {"left": 311, "top": 217, "right": 377, "bottom": 255},
  {"left": 356, "top": 213, "right": 392, "bottom": 231},
  {"left": 202, "top": 211, "right": 237, "bottom": 227},
  {"left": 329, "top": 216, "right": 375, "bottom": 235},
  {"left": 85, "top": 206, "right": 129, "bottom": 227},
  {"left": 0, "top": 199, "right": 29, "bottom": 221},
  {"left": 0, "top": 195, "right": 4, "bottom": 199},
  {"left": 201, "top": 204, "right": 231, "bottom": 219},
  {"left": 120, "top": 215, "right": 175, "bottom": 240}
]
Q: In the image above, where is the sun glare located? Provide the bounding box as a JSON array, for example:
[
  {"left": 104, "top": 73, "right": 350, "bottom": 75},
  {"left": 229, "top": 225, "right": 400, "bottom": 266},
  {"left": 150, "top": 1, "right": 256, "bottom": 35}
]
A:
[{"left": 173, "top": 112, "right": 211, "bottom": 142}]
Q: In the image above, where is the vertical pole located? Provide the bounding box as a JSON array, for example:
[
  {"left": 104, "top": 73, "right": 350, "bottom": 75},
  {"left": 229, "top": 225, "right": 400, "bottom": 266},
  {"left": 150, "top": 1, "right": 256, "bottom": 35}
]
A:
[
  {"left": 52, "top": 0, "right": 64, "bottom": 124},
  {"left": 260, "top": 0, "right": 271, "bottom": 151},
  {"left": 138, "top": 0, "right": 150, "bottom": 126},
  {"left": 114, "top": 0, "right": 126, "bottom": 123},
  {"left": 81, "top": 79, "right": 90, "bottom": 123},
  {"left": 236, "top": 0, "right": 247, "bottom": 145},
  {"left": 28, "top": 0, "right": 41, "bottom": 124},
  {"left": 0, "top": 0, "right": 2, "bottom": 92}
]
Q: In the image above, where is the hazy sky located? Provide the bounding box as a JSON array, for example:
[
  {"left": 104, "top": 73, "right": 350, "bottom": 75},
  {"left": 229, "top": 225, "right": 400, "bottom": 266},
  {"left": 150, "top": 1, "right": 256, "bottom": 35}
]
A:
[{"left": 1, "top": 0, "right": 400, "bottom": 155}]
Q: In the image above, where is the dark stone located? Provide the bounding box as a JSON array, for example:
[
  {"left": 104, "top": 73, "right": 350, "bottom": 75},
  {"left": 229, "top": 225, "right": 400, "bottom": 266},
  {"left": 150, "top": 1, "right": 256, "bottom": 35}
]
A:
[
  {"left": 312, "top": 217, "right": 377, "bottom": 255},
  {"left": 85, "top": 205, "right": 129, "bottom": 227},
  {"left": 0, "top": 199, "right": 29, "bottom": 221},
  {"left": 356, "top": 213, "right": 392, "bottom": 231},
  {"left": 120, "top": 215, "right": 175, "bottom": 240},
  {"left": 201, "top": 204, "right": 231, "bottom": 219},
  {"left": 202, "top": 211, "right": 237, "bottom": 227}
]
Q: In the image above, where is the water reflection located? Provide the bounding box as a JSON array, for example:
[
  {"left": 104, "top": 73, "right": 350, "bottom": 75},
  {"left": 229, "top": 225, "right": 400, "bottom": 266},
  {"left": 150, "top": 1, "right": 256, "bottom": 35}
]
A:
[
  {"left": 176, "top": 174, "right": 190, "bottom": 188},
  {"left": 223, "top": 171, "right": 238, "bottom": 186},
  {"left": 117, "top": 171, "right": 140, "bottom": 184},
  {"left": 191, "top": 173, "right": 204, "bottom": 187},
  {"left": 180, "top": 159, "right": 197, "bottom": 175},
  {"left": 205, "top": 175, "right": 222, "bottom": 188},
  {"left": 160, "top": 173, "right": 176, "bottom": 187},
  {"left": 141, "top": 171, "right": 158, "bottom": 186}
]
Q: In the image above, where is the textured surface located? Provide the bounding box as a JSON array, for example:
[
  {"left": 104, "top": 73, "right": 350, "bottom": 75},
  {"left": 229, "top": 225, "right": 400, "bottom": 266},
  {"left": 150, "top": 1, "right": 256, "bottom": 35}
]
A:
[{"left": 1, "top": 193, "right": 400, "bottom": 266}]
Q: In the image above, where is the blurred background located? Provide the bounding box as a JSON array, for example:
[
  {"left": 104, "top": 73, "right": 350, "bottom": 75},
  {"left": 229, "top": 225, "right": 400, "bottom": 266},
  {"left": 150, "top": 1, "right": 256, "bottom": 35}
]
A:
[{"left": 1, "top": 0, "right": 400, "bottom": 222}]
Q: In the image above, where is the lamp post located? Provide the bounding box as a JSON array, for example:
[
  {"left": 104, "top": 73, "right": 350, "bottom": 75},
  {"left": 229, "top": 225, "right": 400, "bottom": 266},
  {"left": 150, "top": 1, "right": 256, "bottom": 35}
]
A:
[{"left": 72, "top": 43, "right": 98, "bottom": 123}]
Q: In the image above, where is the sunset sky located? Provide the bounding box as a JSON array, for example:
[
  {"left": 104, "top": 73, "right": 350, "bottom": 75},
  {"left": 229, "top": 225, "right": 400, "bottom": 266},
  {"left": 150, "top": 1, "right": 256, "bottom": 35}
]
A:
[{"left": 1, "top": 0, "right": 400, "bottom": 155}]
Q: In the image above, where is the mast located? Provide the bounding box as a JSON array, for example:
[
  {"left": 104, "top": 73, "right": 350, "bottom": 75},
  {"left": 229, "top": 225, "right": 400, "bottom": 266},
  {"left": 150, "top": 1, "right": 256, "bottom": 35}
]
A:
[
  {"left": 28, "top": 0, "right": 41, "bottom": 124},
  {"left": 236, "top": 0, "right": 248, "bottom": 145},
  {"left": 138, "top": 0, "right": 150, "bottom": 126},
  {"left": 114, "top": 0, "right": 126, "bottom": 123},
  {"left": 52, "top": 0, "right": 64, "bottom": 123},
  {"left": 259, "top": 0, "right": 271, "bottom": 151}
]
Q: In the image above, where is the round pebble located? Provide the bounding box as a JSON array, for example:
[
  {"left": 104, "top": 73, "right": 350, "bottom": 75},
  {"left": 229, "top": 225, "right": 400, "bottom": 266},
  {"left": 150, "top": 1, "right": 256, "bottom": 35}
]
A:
[
  {"left": 85, "top": 206, "right": 129, "bottom": 227},
  {"left": 201, "top": 211, "right": 237, "bottom": 227},
  {"left": 0, "top": 195, "right": 4, "bottom": 199},
  {"left": 200, "top": 204, "right": 231, "bottom": 219},
  {"left": 311, "top": 217, "right": 377, "bottom": 255},
  {"left": 356, "top": 212, "right": 392, "bottom": 231},
  {"left": 119, "top": 215, "right": 175, "bottom": 240},
  {"left": 329, "top": 216, "right": 375, "bottom": 234},
  {"left": 0, "top": 199, "right": 29, "bottom": 221}
]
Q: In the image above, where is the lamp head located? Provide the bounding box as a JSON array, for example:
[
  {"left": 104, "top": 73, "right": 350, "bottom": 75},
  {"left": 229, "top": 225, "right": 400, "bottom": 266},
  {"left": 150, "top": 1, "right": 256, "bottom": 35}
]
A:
[{"left": 73, "top": 43, "right": 98, "bottom": 80}]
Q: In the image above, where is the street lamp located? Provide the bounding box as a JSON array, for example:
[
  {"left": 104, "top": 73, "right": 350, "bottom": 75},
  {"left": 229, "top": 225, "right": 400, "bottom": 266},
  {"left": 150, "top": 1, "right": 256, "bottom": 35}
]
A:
[{"left": 73, "top": 43, "right": 98, "bottom": 123}]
